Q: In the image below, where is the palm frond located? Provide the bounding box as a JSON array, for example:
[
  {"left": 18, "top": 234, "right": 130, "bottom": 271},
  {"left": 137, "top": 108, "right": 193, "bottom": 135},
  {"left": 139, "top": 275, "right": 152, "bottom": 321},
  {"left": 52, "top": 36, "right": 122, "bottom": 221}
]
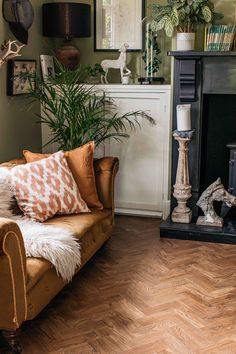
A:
[{"left": 23, "top": 58, "right": 156, "bottom": 150}]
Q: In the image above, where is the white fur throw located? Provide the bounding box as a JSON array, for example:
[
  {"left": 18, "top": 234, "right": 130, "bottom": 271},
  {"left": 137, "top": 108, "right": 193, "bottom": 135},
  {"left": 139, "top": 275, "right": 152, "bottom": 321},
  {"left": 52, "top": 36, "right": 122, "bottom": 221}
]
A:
[
  {"left": 0, "top": 168, "right": 81, "bottom": 282},
  {"left": 0, "top": 168, "right": 17, "bottom": 219}
]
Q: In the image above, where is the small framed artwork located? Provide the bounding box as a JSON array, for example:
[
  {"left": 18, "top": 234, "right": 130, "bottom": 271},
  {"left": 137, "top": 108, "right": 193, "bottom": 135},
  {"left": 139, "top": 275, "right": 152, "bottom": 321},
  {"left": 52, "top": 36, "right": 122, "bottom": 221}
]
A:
[
  {"left": 7, "top": 59, "right": 36, "bottom": 96},
  {"left": 40, "top": 55, "right": 55, "bottom": 81}
]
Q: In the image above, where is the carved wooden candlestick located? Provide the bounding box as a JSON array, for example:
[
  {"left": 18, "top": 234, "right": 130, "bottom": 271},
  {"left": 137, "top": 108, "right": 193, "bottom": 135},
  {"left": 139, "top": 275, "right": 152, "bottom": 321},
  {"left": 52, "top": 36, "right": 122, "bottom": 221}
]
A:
[{"left": 171, "top": 130, "right": 194, "bottom": 224}]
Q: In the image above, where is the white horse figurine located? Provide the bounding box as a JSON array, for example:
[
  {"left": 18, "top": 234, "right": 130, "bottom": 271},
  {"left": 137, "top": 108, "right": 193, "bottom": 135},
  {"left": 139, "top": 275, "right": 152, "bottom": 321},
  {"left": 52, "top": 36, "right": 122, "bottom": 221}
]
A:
[{"left": 101, "top": 43, "right": 131, "bottom": 84}]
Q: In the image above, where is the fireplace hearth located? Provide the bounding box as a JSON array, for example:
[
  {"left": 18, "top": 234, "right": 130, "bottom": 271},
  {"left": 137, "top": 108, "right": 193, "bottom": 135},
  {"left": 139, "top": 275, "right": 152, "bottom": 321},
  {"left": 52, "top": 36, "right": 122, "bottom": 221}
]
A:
[{"left": 160, "top": 51, "right": 236, "bottom": 244}]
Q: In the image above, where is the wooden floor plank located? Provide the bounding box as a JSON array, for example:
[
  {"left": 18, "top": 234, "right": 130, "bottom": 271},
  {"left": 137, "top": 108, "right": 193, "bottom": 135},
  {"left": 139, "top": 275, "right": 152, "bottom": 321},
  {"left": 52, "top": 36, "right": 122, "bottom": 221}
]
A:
[{"left": 1, "top": 215, "right": 236, "bottom": 353}]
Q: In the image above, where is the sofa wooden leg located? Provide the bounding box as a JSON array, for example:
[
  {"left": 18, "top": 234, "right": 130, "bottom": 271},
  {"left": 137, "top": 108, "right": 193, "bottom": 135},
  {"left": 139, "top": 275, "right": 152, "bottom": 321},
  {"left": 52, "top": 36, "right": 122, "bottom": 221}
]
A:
[{"left": 2, "top": 329, "right": 22, "bottom": 353}]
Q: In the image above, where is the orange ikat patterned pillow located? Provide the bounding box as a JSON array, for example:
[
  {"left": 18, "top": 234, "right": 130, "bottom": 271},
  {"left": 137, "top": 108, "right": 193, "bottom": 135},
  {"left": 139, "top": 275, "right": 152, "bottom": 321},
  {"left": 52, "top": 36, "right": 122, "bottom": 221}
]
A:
[{"left": 10, "top": 151, "right": 90, "bottom": 222}]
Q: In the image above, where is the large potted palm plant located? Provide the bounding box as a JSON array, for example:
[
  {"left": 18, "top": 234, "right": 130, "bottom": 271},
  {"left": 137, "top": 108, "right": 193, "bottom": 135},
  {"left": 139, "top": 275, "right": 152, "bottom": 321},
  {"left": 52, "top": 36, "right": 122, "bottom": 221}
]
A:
[
  {"left": 25, "top": 61, "right": 155, "bottom": 151},
  {"left": 151, "top": 0, "right": 223, "bottom": 50}
]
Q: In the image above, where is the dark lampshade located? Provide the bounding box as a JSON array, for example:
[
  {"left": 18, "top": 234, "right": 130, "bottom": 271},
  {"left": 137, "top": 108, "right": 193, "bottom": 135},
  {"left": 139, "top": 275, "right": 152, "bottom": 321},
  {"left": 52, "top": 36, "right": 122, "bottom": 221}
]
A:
[{"left": 42, "top": 2, "right": 91, "bottom": 39}]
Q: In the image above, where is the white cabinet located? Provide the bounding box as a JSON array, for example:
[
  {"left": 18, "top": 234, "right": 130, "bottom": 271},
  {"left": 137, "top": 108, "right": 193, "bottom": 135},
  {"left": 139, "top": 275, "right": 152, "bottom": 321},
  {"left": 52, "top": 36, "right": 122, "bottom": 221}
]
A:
[
  {"left": 41, "top": 84, "right": 172, "bottom": 219},
  {"left": 97, "top": 84, "right": 172, "bottom": 219}
]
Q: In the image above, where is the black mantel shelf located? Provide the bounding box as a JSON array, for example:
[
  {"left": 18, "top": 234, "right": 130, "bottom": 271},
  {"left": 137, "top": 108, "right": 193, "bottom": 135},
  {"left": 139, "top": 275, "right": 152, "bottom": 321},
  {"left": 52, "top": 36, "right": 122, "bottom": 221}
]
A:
[{"left": 168, "top": 51, "right": 236, "bottom": 57}]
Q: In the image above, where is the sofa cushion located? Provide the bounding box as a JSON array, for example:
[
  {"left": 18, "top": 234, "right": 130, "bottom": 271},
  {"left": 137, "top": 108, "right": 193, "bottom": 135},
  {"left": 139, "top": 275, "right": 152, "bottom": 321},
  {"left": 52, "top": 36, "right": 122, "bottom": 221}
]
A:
[
  {"left": 11, "top": 151, "right": 90, "bottom": 221},
  {"left": 26, "top": 209, "right": 113, "bottom": 296},
  {"left": 23, "top": 142, "right": 103, "bottom": 210},
  {"left": 0, "top": 158, "right": 26, "bottom": 168},
  {"left": 23, "top": 152, "right": 50, "bottom": 161},
  {"left": 44, "top": 209, "right": 112, "bottom": 240},
  {"left": 45, "top": 209, "right": 113, "bottom": 266}
]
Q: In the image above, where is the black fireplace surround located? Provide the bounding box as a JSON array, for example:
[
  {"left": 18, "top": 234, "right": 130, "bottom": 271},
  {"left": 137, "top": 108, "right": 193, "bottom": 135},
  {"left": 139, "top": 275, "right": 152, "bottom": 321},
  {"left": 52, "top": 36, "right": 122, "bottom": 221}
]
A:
[{"left": 160, "top": 51, "right": 236, "bottom": 244}]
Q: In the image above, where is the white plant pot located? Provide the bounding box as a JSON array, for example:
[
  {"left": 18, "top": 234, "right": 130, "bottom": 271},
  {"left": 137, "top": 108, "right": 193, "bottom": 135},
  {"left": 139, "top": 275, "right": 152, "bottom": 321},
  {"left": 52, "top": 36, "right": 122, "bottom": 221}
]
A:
[{"left": 176, "top": 32, "right": 195, "bottom": 51}]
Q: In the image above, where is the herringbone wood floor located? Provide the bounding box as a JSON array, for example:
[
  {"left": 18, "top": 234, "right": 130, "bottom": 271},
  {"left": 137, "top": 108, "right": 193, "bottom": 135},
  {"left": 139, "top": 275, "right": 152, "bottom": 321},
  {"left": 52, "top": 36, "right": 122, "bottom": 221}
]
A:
[{"left": 1, "top": 215, "right": 236, "bottom": 353}]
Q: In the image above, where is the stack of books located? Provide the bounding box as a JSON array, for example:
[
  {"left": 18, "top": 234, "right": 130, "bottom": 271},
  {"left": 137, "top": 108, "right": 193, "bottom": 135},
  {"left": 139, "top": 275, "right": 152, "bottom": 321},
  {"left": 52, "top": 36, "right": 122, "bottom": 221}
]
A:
[{"left": 205, "top": 25, "right": 236, "bottom": 51}]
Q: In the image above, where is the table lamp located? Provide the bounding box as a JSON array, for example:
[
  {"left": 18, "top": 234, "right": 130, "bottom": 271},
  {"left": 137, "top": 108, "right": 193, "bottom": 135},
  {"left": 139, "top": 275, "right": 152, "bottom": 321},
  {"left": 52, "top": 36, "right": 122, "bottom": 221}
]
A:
[{"left": 42, "top": 2, "right": 91, "bottom": 70}]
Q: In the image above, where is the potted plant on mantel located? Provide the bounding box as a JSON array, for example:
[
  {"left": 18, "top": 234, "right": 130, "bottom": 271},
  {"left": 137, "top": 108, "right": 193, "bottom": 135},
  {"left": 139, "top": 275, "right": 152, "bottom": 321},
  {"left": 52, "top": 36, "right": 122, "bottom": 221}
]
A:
[
  {"left": 84, "top": 63, "right": 105, "bottom": 84},
  {"left": 151, "top": 0, "right": 223, "bottom": 51}
]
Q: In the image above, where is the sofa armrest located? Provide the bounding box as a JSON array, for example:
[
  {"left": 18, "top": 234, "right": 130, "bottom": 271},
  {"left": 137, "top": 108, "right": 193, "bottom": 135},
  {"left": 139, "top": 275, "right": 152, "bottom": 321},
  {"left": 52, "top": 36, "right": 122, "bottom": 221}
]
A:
[
  {"left": 94, "top": 157, "right": 119, "bottom": 209},
  {"left": 0, "top": 218, "right": 27, "bottom": 330}
]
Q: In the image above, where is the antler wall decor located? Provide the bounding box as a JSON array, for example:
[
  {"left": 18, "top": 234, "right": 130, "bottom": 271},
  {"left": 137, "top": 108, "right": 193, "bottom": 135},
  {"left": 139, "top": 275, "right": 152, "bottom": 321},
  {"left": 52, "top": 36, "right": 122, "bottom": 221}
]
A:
[{"left": 0, "top": 40, "right": 25, "bottom": 68}]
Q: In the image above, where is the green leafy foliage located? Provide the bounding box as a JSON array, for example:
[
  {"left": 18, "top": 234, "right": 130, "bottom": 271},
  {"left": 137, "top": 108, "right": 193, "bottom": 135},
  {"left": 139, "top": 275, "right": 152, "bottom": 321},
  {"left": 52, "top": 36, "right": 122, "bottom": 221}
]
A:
[
  {"left": 24, "top": 60, "right": 156, "bottom": 150},
  {"left": 202, "top": 5, "right": 212, "bottom": 22},
  {"left": 170, "top": 8, "right": 179, "bottom": 26},
  {"left": 151, "top": 0, "right": 223, "bottom": 37},
  {"left": 142, "top": 30, "right": 162, "bottom": 76},
  {"left": 165, "top": 17, "right": 174, "bottom": 37},
  {"left": 84, "top": 63, "right": 105, "bottom": 78}
]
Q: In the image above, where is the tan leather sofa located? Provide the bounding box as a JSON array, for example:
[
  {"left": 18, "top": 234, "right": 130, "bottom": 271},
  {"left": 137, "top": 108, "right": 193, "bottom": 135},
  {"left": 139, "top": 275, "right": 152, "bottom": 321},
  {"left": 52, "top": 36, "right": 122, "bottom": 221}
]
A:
[{"left": 0, "top": 156, "right": 119, "bottom": 353}]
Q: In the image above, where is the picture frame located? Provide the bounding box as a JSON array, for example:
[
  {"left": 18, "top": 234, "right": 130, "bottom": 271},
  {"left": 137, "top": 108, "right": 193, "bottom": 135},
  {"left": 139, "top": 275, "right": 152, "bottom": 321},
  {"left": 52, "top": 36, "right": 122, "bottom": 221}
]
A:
[
  {"left": 7, "top": 59, "right": 36, "bottom": 96},
  {"left": 40, "top": 55, "right": 55, "bottom": 81},
  {"left": 94, "top": 0, "right": 145, "bottom": 52}
]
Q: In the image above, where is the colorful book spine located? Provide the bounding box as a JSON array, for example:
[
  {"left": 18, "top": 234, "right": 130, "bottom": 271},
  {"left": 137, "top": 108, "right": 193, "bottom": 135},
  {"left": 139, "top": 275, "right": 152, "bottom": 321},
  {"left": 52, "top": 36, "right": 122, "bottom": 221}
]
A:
[{"left": 205, "top": 25, "right": 236, "bottom": 52}]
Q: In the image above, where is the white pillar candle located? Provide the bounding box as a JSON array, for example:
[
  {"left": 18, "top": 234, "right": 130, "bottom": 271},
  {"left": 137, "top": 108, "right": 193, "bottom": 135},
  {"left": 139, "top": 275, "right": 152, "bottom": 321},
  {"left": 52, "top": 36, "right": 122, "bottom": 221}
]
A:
[{"left": 177, "top": 104, "right": 191, "bottom": 131}]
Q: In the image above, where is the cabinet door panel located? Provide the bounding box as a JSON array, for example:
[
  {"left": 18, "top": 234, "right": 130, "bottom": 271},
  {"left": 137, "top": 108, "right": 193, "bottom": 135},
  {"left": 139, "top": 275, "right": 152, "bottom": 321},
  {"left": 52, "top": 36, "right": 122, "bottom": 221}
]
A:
[
  {"left": 106, "top": 92, "right": 168, "bottom": 215},
  {"left": 41, "top": 85, "right": 171, "bottom": 218}
]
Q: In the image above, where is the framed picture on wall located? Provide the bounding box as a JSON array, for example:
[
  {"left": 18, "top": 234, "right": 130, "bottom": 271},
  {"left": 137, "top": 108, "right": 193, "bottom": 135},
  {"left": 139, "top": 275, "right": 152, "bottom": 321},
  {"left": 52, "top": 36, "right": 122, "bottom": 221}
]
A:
[
  {"left": 7, "top": 59, "right": 36, "bottom": 96},
  {"left": 94, "top": 0, "right": 145, "bottom": 51},
  {"left": 40, "top": 55, "right": 55, "bottom": 81}
]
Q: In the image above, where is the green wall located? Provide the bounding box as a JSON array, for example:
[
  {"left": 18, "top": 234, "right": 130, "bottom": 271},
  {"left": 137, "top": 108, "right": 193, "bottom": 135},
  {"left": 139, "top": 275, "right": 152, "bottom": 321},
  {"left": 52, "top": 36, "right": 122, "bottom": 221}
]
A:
[
  {"left": 0, "top": 0, "right": 50, "bottom": 162},
  {"left": 59, "top": 0, "right": 235, "bottom": 84},
  {"left": 0, "top": 0, "right": 234, "bottom": 161},
  {"left": 54, "top": 0, "right": 171, "bottom": 83}
]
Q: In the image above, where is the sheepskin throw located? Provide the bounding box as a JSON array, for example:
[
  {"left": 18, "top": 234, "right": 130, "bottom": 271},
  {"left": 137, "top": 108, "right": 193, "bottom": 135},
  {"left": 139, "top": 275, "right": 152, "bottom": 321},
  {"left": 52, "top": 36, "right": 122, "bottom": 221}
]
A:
[
  {"left": 0, "top": 168, "right": 17, "bottom": 218},
  {"left": 0, "top": 168, "right": 81, "bottom": 282},
  {"left": 16, "top": 218, "right": 81, "bottom": 282}
]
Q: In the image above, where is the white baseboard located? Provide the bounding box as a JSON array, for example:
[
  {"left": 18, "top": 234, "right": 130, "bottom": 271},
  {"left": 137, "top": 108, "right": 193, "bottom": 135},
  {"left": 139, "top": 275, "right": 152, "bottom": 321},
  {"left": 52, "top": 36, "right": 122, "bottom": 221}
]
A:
[
  {"left": 162, "top": 200, "right": 171, "bottom": 220},
  {"left": 115, "top": 208, "right": 162, "bottom": 218},
  {"left": 115, "top": 199, "right": 171, "bottom": 219}
]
